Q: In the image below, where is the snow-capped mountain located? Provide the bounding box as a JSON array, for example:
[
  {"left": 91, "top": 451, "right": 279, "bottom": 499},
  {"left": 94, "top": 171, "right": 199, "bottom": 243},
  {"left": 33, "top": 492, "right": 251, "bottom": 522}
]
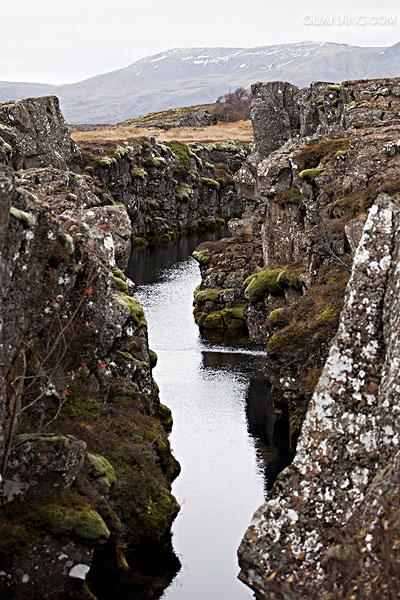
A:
[{"left": 1, "top": 41, "right": 399, "bottom": 124}]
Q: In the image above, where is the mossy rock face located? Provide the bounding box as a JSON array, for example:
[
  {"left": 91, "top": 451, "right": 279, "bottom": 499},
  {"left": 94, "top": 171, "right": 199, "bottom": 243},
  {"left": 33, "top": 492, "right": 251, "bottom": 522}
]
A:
[
  {"left": 112, "top": 267, "right": 126, "bottom": 282},
  {"left": 139, "top": 486, "right": 180, "bottom": 534},
  {"left": 149, "top": 349, "right": 158, "bottom": 368},
  {"left": 131, "top": 166, "right": 147, "bottom": 179},
  {"left": 299, "top": 168, "right": 325, "bottom": 183},
  {"left": 157, "top": 403, "right": 173, "bottom": 433},
  {"left": 275, "top": 186, "right": 304, "bottom": 206},
  {"left": 108, "top": 380, "right": 140, "bottom": 407},
  {"left": 244, "top": 268, "right": 284, "bottom": 302},
  {"left": 113, "top": 292, "right": 147, "bottom": 327},
  {"left": 167, "top": 141, "right": 193, "bottom": 171},
  {"left": 64, "top": 395, "right": 101, "bottom": 420},
  {"left": 10, "top": 206, "right": 36, "bottom": 228},
  {"left": 199, "top": 306, "right": 246, "bottom": 331},
  {"left": 267, "top": 323, "right": 309, "bottom": 358},
  {"left": 268, "top": 307, "right": 288, "bottom": 326},
  {"left": 176, "top": 183, "right": 192, "bottom": 201},
  {"left": 222, "top": 306, "right": 246, "bottom": 329},
  {"left": 202, "top": 311, "right": 224, "bottom": 330},
  {"left": 327, "top": 83, "right": 342, "bottom": 93},
  {"left": 42, "top": 502, "right": 110, "bottom": 543},
  {"left": 335, "top": 149, "right": 348, "bottom": 160},
  {"left": 192, "top": 250, "right": 210, "bottom": 265},
  {"left": 201, "top": 177, "right": 220, "bottom": 191},
  {"left": 276, "top": 270, "right": 302, "bottom": 292},
  {"left": 194, "top": 288, "right": 222, "bottom": 304},
  {"left": 296, "top": 138, "right": 349, "bottom": 171},
  {"left": 88, "top": 453, "right": 116, "bottom": 493},
  {"left": 110, "top": 274, "right": 129, "bottom": 293},
  {"left": 317, "top": 307, "right": 340, "bottom": 324}
]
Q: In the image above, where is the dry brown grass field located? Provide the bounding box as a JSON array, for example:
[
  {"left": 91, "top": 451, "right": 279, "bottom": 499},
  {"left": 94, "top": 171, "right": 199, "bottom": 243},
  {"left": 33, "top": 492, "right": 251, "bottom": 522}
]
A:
[{"left": 71, "top": 119, "right": 253, "bottom": 145}]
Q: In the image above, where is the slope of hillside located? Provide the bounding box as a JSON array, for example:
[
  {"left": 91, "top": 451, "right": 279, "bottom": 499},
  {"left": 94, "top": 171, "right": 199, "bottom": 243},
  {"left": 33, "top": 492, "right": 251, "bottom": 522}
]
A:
[{"left": 1, "top": 41, "right": 400, "bottom": 123}]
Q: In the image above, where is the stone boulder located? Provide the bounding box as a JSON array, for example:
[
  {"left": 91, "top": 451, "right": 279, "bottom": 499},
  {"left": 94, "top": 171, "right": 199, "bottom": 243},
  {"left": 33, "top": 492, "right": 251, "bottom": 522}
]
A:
[{"left": 0, "top": 96, "right": 79, "bottom": 170}]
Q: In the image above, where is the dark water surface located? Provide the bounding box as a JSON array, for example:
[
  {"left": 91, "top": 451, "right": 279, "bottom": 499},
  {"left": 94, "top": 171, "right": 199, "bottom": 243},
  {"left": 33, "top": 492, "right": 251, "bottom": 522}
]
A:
[{"left": 127, "top": 233, "right": 290, "bottom": 600}]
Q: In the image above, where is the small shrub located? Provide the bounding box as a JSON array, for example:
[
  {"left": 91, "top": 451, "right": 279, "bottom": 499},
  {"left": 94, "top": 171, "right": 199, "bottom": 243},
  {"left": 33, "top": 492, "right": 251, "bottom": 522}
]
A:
[{"left": 275, "top": 187, "right": 304, "bottom": 206}]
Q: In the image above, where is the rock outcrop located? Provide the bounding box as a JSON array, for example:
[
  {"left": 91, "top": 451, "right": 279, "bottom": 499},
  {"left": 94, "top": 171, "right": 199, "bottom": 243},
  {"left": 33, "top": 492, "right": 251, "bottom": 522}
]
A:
[
  {"left": 190, "top": 79, "right": 400, "bottom": 597},
  {"left": 79, "top": 137, "right": 248, "bottom": 246},
  {"left": 0, "top": 97, "right": 179, "bottom": 599},
  {"left": 239, "top": 194, "right": 400, "bottom": 598},
  {"left": 191, "top": 78, "right": 400, "bottom": 596},
  {"left": 193, "top": 77, "right": 400, "bottom": 440}
]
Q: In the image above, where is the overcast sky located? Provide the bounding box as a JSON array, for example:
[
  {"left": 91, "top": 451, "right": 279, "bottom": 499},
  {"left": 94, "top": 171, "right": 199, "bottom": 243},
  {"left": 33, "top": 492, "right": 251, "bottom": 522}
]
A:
[{"left": 1, "top": 0, "right": 399, "bottom": 84}]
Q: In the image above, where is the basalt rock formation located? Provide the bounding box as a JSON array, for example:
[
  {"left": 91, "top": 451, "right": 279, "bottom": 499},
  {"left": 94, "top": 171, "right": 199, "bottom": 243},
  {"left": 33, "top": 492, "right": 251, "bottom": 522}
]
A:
[
  {"left": 0, "top": 96, "right": 182, "bottom": 599},
  {"left": 194, "top": 77, "right": 400, "bottom": 440},
  {"left": 239, "top": 193, "right": 400, "bottom": 598},
  {"left": 79, "top": 137, "right": 248, "bottom": 247},
  {"left": 194, "top": 79, "right": 400, "bottom": 596}
]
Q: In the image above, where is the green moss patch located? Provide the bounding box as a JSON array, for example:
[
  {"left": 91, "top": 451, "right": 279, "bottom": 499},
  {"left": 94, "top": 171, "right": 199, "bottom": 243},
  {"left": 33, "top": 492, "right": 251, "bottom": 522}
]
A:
[
  {"left": 167, "top": 141, "right": 193, "bottom": 171},
  {"left": 88, "top": 452, "right": 117, "bottom": 493},
  {"left": 201, "top": 177, "right": 220, "bottom": 191},
  {"left": 192, "top": 250, "right": 210, "bottom": 265},
  {"left": 299, "top": 168, "right": 325, "bottom": 183},
  {"left": 0, "top": 491, "right": 110, "bottom": 557},
  {"left": 113, "top": 292, "right": 147, "bottom": 327},
  {"left": 244, "top": 268, "right": 301, "bottom": 303},
  {"left": 111, "top": 274, "right": 129, "bottom": 293},
  {"left": 196, "top": 306, "right": 246, "bottom": 331},
  {"left": 266, "top": 268, "right": 348, "bottom": 384},
  {"left": 268, "top": 307, "right": 288, "bottom": 326},
  {"left": 194, "top": 287, "right": 223, "bottom": 304},
  {"left": 149, "top": 349, "right": 158, "bottom": 368},
  {"left": 131, "top": 166, "right": 147, "bottom": 179},
  {"left": 276, "top": 270, "right": 303, "bottom": 292},
  {"left": 176, "top": 183, "right": 192, "bottom": 201}
]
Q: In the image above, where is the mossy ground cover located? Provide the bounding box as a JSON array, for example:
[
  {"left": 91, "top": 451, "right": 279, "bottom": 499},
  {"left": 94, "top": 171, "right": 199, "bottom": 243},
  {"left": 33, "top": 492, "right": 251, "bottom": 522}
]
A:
[
  {"left": 0, "top": 490, "right": 110, "bottom": 559},
  {"left": 244, "top": 268, "right": 302, "bottom": 303},
  {"left": 54, "top": 386, "right": 180, "bottom": 551},
  {"left": 266, "top": 267, "right": 348, "bottom": 379},
  {"left": 194, "top": 305, "right": 246, "bottom": 332}
]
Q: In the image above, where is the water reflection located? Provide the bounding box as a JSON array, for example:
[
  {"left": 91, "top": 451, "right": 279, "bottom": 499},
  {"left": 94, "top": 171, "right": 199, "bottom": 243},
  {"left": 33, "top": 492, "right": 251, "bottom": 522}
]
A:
[
  {"left": 201, "top": 350, "right": 291, "bottom": 492},
  {"left": 128, "top": 229, "right": 229, "bottom": 286},
  {"left": 126, "top": 233, "right": 291, "bottom": 600}
]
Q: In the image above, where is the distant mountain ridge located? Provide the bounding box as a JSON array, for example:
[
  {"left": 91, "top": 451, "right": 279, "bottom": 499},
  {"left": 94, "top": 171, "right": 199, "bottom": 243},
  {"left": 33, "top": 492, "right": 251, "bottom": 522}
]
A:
[{"left": 1, "top": 41, "right": 400, "bottom": 124}]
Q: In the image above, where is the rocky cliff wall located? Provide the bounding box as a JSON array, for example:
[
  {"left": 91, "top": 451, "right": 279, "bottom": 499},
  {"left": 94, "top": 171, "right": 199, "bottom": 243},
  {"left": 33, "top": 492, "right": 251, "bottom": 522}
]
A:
[
  {"left": 239, "top": 194, "right": 400, "bottom": 598},
  {"left": 0, "top": 97, "right": 180, "bottom": 599},
  {"left": 193, "top": 77, "right": 400, "bottom": 440},
  {"left": 79, "top": 137, "right": 248, "bottom": 246},
  {"left": 192, "top": 78, "right": 400, "bottom": 597}
]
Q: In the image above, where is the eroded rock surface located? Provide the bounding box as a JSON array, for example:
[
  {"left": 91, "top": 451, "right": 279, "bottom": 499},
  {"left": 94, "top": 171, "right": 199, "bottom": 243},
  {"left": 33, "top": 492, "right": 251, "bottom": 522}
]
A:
[
  {"left": 194, "top": 77, "right": 400, "bottom": 439},
  {"left": 0, "top": 97, "right": 179, "bottom": 599},
  {"left": 191, "top": 78, "right": 400, "bottom": 596},
  {"left": 239, "top": 195, "right": 400, "bottom": 597},
  {"left": 79, "top": 138, "right": 248, "bottom": 246}
]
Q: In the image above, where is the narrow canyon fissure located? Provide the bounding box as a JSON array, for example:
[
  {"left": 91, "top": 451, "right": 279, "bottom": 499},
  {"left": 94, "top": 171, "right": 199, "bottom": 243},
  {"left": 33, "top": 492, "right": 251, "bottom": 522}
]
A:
[{"left": 127, "top": 232, "right": 292, "bottom": 600}]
